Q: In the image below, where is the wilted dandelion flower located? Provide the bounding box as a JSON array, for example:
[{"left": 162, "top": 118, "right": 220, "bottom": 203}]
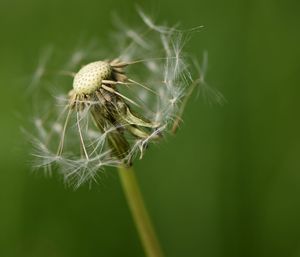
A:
[{"left": 30, "top": 11, "right": 206, "bottom": 187}]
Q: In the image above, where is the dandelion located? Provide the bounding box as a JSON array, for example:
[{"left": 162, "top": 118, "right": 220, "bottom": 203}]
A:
[
  {"left": 28, "top": 10, "right": 215, "bottom": 257},
  {"left": 31, "top": 11, "right": 203, "bottom": 187}
]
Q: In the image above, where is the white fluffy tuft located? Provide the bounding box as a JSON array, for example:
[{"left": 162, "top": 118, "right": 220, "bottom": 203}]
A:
[{"left": 30, "top": 11, "right": 210, "bottom": 188}]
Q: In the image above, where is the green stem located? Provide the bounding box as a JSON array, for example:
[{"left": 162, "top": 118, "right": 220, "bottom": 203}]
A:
[{"left": 118, "top": 165, "right": 165, "bottom": 257}]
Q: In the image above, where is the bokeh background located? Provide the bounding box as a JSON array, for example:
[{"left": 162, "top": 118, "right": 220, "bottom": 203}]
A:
[{"left": 1, "top": 0, "right": 300, "bottom": 256}]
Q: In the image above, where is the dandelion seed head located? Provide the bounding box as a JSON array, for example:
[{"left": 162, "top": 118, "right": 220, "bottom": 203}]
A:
[
  {"left": 73, "top": 61, "right": 112, "bottom": 94},
  {"left": 29, "top": 10, "right": 208, "bottom": 188}
]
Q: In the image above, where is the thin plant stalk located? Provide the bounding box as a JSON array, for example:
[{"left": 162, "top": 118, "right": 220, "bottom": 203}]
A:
[{"left": 118, "top": 165, "right": 165, "bottom": 257}]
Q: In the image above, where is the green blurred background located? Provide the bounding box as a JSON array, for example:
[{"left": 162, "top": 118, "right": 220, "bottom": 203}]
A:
[{"left": 1, "top": 0, "right": 300, "bottom": 256}]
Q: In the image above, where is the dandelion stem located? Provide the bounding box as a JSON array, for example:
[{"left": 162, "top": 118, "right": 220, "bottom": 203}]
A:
[{"left": 118, "top": 165, "right": 165, "bottom": 257}]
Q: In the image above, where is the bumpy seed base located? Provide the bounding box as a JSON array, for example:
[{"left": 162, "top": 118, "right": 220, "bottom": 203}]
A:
[{"left": 73, "top": 61, "right": 112, "bottom": 94}]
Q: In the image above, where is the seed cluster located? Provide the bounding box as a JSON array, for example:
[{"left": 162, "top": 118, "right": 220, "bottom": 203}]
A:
[
  {"left": 73, "top": 61, "right": 112, "bottom": 94},
  {"left": 31, "top": 11, "right": 201, "bottom": 187}
]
